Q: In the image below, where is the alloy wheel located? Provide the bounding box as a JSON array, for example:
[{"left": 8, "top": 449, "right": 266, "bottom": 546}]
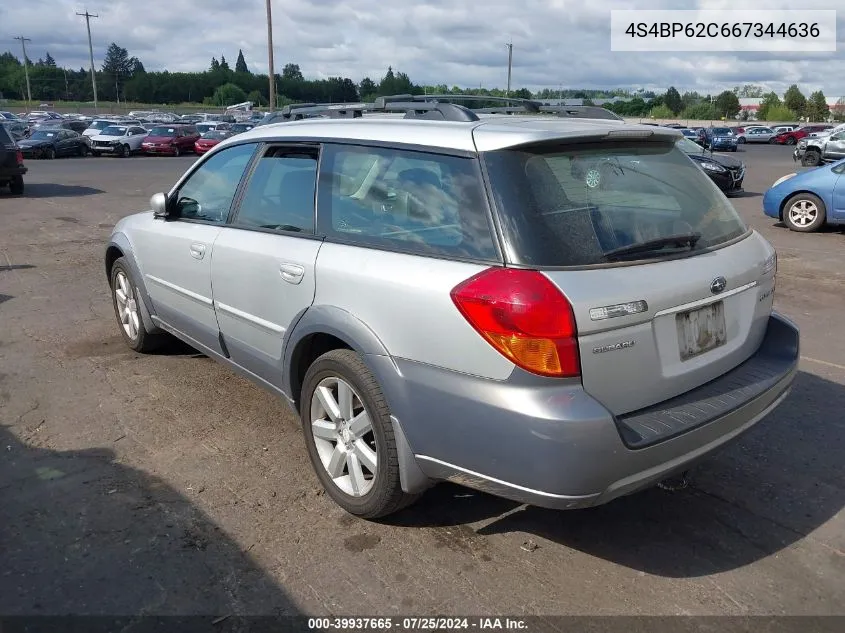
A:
[
  {"left": 113, "top": 270, "right": 140, "bottom": 341},
  {"left": 309, "top": 376, "right": 378, "bottom": 497},
  {"left": 788, "top": 200, "right": 818, "bottom": 227}
]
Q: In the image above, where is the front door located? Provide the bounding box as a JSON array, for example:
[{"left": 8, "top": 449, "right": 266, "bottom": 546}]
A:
[
  {"left": 132, "top": 142, "right": 257, "bottom": 354},
  {"left": 211, "top": 144, "right": 322, "bottom": 387}
]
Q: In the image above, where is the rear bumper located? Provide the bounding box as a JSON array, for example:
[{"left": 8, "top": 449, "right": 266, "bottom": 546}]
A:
[
  {"left": 142, "top": 146, "right": 178, "bottom": 155},
  {"left": 0, "top": 166, "right": 27, "bottom": 178},
  {"left": 379, "top": 312, "right": 798, "bottom": 510}
]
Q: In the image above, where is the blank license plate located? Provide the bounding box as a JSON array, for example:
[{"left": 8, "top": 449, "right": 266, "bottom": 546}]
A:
[{"left": 676, "top": 301, "right": 727, "bottom": 361}]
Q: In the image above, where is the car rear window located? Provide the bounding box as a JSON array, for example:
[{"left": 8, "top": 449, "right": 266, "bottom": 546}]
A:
[
  {"left": 0, "top": 125, "right": 13, "bottom": 145},
  {"left": 482, "top": 141, "right": 748, "bottom": 267}
]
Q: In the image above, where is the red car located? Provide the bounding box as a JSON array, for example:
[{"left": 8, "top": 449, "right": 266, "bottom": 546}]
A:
[
  {"left": 194, "top": 130, "right": 233, "bottom": 155},
  {"left": 141, "top": 124, "right": 200, "bottom": 156},
  {"left": 772, "top": 124, "right": 833, "bottom": 145}
]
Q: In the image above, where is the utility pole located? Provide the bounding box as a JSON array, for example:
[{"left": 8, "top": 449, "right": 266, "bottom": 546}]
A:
[
  {"left": 63, "top": 68, "right": 70, "bottom": 100},
  {"left": 13, "top": 37, "right": 32, "bottom": 109},
  {"left": 76, "top": 10, "right": 99, "bottom": 112},
  {"left": 266, "top": 0, "right": 276, "bottom": 111},
  {"left": 505, "top": 41, "right": 513, "bottom": 97}
]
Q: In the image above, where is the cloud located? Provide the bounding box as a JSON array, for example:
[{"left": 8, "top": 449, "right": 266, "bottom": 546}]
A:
[{"left": 1, "top": 0, "right": 843, "bottom": 95}]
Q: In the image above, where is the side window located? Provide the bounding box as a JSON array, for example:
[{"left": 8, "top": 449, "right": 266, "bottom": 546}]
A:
[
  {"left": 233, "top": 146, "right": 318, "bottom": 233},
  {"left": 173, "top": 143, "right": 256, "bottom": 224},
  {"left": 318, "top": 144, "right": 498, "bottom": 260}
]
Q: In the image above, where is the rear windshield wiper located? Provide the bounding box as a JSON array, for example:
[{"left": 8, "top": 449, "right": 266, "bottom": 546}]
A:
[{"left": 602, "top": 232, "right": 702, "bottom": 261}]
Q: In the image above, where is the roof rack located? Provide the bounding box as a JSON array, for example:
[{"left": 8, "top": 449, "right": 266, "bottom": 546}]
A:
[{"left": 265, "top": 93, "right": 622, "bottom": 124}]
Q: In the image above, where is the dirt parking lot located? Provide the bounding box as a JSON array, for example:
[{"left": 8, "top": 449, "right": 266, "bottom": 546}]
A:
[{"left": 1, "top": 145, "right": 844, "bottom": 618}]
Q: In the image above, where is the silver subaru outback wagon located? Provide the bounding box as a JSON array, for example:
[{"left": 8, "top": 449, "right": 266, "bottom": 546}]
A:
[{"left": 105, "top": 102, "right": 799, "bottom": 519}]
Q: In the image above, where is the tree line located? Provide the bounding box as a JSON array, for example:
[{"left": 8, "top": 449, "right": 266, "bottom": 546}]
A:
[
  {"left": 0, "top": 44, "right": 842, "bottom": 123},
  {"left": 634, "top": 84, "right": 843, "bottom": 123}
]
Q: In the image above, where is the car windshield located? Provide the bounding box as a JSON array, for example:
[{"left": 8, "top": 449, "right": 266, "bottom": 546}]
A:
[
  {"left": 29, "top": 131, "right": 58, "bottom": 140},
  {"left": 196, "top": 124, "right": 216, "bottom": 133},
  {"left": 676, "top": 137, "right": 705, "bottom": 154},
  {"left": 482, "top": 141, "right": 748, "bottom": 266},
  {"left": 149, "top": 127, "right": 177, "bottom": 137},
  {"left": 231, "top": 124, "right": 252, "bottom": 132},
  {"left": 712, "top": 128, "right": 732, "bottom": 136},
  {"left": 88, "top": 121, "right": 114, "bottom": 130},
  {"left": 100, "top": 126, "right": 127, "bottom": 136}
]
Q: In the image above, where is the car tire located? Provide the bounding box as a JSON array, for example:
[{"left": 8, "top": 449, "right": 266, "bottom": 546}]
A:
[
  {"left": 44, "top": 147, "right": 55, "bottom": 159},
  {"left": 801, "top": 150, "right": 822, "bottom": 167},
  {"left": 300, "top": 348, "right": 420, "bottom": 519},
  {"left": 110, "top": 257, "right": 165, "bottom": 353},
  {"left": 173, "top": 146, "right": 181, "bottom": 157},
  {"left": 737, "top": 137, "right": 746, "bottom": 144},
  {"left": 120, "top": 144, "right": 130, "bottom": 158},
  {"left": 78, "top": 144, "right": 88, "bottom": 157},
  {"left": 92, "top": 151, "right": 101, "bottom": 157},
  {"left": 786, "top": 137, "right": 797, "bottom": 145},
  {"left": 783, "top": 193, "right": 826, "bottom": 233},
  {"left": 9, "top": 175, "right": 24, "bottom": 195},
  {"left": 768, "top": 138, "right": 778, "bottom": 144}
]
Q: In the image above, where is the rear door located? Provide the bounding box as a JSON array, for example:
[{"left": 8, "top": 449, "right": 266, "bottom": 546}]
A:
[
  {"left": 830, "top": 163, "right": 845, "bottom": 220},
  {"left": 210, "top": 143, "right": 322, "bottom": 388}
]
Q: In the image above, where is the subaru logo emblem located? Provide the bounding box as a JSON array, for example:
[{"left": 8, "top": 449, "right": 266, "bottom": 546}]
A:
[{"left": 710, "top": 276, "right": 727, "bottom": 294}]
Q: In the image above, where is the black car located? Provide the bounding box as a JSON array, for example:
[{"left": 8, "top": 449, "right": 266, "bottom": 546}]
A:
[
  {"left": 676, "top": 136, "right": 744, "bottom": 196},
  {"left": 18, "top": 129, "right": 90, "bottom": 159},
  {"left": 0, "top": 124, "right": 27, "bottom": 195},
  {"left": 33, "top": 119, "right": 91, "bottom": 134}
]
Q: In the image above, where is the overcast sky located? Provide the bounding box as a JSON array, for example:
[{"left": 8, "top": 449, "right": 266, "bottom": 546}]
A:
[{"left": 2, "top": 0, "right": 843, "bottom": 95}]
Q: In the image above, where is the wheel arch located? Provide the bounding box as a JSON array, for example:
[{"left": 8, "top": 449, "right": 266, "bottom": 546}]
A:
[
  {"left": 282, "top": 305, "right": 433, "bottom": 495},
  {"left": 105, "top": 234, "right": 159, "bottom": 334},
  {"left": 283, "top": 304, "right": 396, "bottom": 411}
]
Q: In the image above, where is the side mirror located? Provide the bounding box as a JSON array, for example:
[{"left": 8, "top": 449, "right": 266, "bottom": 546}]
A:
[{"left": 150, "top": 192, "right": 169, "bottom": 218}]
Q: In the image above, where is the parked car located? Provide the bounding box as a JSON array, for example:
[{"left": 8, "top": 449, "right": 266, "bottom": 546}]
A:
[
  {"left": 84, "top": 119, "right": 140, "bottom": 137},
  {"left": 737, "top": 126, "right": 776, "bottom": 144},
  {"left": 676, "top": 136, "right": 745, "bottom": 195},
  {"left": 18, "top": 128, "right": 90, "bottom": 159},
  {"left": 806, "top": 122, "right": 845, "bottom": 140},
  {"left": 196, "top": 121, "right": 231, "bottom": 135},
  {"left": 104, "top": 106, "right": 797, "bottom": 518},
  {"left": 678, "top": 128, "right": 698, "bottom": 141},
  {"left": 771, "top": 125, "right": 833, "bottom": 145},
  {"left": 0, "top": 123, "right": 26, "bottom": 195},
  {"left": 703, "top": 127, "right": 738, "bottom": 152},
  {"left": 0, "top": 111, "right": 23, "bottom": 121},
  {"left": 90, "top": 125, "right": 149, "bottom": 157},
  {"left": 33, "top": 119, "right": 91, "bottom": 135},
  {"left": 763, "top": 158, "right": 845, "bottom": 231},
  {"left": 228, "top": 122, "right": 255, "bottom": 135},
  {"left": 1, "top": 120, "right": 29, "bottom": 141},
  {"left": 793, "top": 130, "right": 845, "bottom": 166},
  {"left": 772, "top": 125, "right": 798, "bottom": 135},
  {"left": 194, "top": 130, "right": 233, "bottom": 155},
  {"left": 141, "top": 125, "right": 200, "bottom": 156}
]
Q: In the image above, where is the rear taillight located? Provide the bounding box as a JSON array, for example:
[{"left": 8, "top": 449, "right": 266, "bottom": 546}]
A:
[
  {"left": 15, "top": 150, "right": 24, "bottom": 165},
  {"left": 450, "top": 268, "right": 580, "bottom": 378}
]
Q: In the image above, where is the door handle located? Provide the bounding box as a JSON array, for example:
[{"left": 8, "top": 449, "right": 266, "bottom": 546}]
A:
[
  {"left": 279, "top": 263, "right": 305, "bottom": 284},
  {"left": 189, "top": 243, "right": 206, "bottom": 260}
]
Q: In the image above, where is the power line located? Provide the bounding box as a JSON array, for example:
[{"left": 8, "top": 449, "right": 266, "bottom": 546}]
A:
[
  {"left": 76, "top": 9, "right": 99, "bottom": 111},
  {"left": 13, "top": 36, "right": 32, "bottom": 107}
]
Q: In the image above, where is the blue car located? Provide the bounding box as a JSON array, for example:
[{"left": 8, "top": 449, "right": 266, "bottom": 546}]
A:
[{"left": 762, "top": 158, "right": 845, "bottom": 232}]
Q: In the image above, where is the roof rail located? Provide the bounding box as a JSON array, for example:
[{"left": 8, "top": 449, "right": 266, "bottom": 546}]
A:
[
  {"left": 262, "top": 94, "right": 620, "bottom": 124},
  {"left": 276, "top": 96, "right": 480, "bottom": 122}
]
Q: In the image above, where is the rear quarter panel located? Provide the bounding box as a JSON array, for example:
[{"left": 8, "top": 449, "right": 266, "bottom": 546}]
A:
[{"left": 313, "top": 243, "right": 516, "bottom": 380}]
